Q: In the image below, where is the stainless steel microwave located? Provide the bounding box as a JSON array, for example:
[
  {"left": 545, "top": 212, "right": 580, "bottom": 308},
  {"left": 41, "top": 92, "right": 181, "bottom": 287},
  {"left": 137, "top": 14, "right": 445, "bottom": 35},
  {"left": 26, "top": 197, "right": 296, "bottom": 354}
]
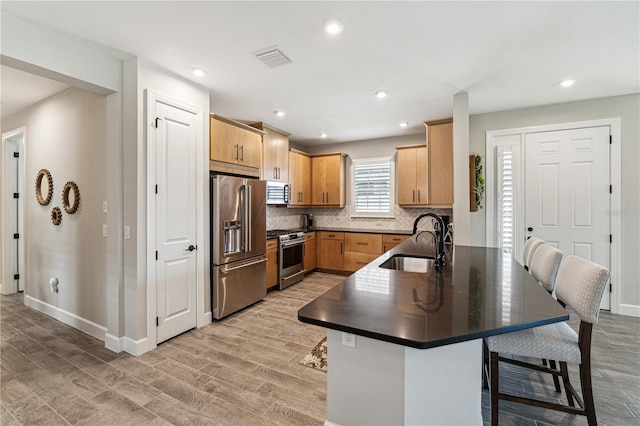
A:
[{"left": 266, "top": 181, "right": 290, "bottom": 205}]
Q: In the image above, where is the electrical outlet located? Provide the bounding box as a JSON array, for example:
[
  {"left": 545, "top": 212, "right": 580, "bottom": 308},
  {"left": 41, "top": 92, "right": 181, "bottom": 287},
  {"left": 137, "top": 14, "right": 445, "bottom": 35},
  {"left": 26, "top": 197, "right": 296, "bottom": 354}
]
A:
[
  {"left": 102, "top": 224, "right": 108, "bottom": 237},
  {"left": 341, "top": 332, "right": 356, "bottom": 348},
  {"left": 124, "top": 226, "right": 131, "bottom": 240}
]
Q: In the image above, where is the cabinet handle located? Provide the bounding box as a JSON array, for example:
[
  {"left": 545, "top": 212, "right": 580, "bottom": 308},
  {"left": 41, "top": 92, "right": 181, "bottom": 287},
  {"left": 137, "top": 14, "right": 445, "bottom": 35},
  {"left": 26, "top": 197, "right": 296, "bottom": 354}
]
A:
[
  {"left": 356, "top": 261, "right": 367, "bottom": 265},
  {"left": 273, "top": 167, "right": 277, "bottom": 179},
  {"left": 328, "top": 234, "right": 335, "bottom": 238},
  {"left": 235, "top": 144, "right": 239, "bottom": 160},
  {"left": 240, "top": 145, "right": 244, "bottom": 161},
  {"left": 413, "top": 190, "right": 415, "bottom": 202},
  {"left": 356, "top": 242, "right": 368, "bottom": 246},
  {"left": 418, "top": 190, "right": 421, "bottom": 202},
  {"left": 340, "top": 242, "right": 343, "bottom": 254},
  {"left": 326, "top": 192, "right": 329, "bottom": 203}
]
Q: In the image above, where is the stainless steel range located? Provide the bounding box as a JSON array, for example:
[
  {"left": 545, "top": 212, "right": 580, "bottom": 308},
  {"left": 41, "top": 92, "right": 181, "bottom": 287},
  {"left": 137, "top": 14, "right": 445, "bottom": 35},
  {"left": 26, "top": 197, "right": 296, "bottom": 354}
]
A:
[{"left": 267, "top": 230, "right": 305, "bottom": 289}]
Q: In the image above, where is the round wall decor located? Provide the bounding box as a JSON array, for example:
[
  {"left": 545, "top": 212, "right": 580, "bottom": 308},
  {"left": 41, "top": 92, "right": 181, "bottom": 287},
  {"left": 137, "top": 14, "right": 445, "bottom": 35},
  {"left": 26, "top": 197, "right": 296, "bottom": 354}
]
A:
[
  {"left": 62, "top": 181, "right": 80, "bottom": 214},
  {"left": 51, "top": 206, "right": 62, "bottom": 225},
  {"left": 35, "top": 169, "right": 54, "bottom": 206}
]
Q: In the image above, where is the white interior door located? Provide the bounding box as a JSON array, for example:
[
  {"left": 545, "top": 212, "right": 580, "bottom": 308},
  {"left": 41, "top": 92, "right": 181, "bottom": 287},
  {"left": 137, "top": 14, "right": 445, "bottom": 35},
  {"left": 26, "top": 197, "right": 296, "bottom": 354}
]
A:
[
  {"left": 155, "top": 100, "right": 198, "bottom": 343},
  {"left": 525, "top": 126, "right": 610, "bottom": 309}
]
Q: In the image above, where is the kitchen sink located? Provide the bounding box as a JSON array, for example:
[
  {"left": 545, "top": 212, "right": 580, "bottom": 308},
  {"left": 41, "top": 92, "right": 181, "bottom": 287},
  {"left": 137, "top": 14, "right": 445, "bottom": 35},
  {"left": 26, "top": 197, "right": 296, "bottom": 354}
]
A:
[{"left": 379, "top": 255, "right": 435, "bottom": 273}]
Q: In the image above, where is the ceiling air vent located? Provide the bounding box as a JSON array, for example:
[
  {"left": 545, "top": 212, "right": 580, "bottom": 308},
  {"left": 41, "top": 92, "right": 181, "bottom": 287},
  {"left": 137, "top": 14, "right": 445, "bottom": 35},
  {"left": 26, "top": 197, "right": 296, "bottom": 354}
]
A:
[{"left": 254, "top": 47, "right": 293, "bottom": 68}]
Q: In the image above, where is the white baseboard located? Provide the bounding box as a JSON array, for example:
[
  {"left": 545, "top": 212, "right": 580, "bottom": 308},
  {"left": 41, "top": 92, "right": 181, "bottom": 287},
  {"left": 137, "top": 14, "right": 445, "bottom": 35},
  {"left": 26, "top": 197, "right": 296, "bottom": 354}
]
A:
[
  {"left": 104, "top": 333, "right": 124, "bottom": 352},
  {"left": 324, "top": 420, "right": 342, "bottom": 426},
  {"left": 619, "top": 304, "right": 640, "bottom": 317},
  {"left": 203, "top": 311, "right": 212, "bottom": 325},
  {"left": 105, "top": 333, "right": 155, "bottom": 356},
  {"left": 24, "top": 295, "right": 107, "bottom": 341}
]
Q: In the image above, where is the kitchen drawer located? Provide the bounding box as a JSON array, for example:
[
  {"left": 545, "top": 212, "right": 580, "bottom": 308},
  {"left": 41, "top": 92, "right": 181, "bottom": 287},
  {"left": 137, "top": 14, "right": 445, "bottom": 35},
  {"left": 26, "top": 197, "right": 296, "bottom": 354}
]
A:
[
  {"left": 345, "top": 233, "right": 382, "bottom": 254},
  {"left": 318, "top": 231, "right": 344, "bottom": 240},
  {"left": 344, "top": 252, "right": 379, "bottom": 272},
  {"left": 304, "top": 232, "right": 316, "bottom": 241},
  {"left": 382, "top": 234, "right": 409, "bottom": 244},
  {"left": 266, "top": 239, "right": 278, "bottom": 250}
]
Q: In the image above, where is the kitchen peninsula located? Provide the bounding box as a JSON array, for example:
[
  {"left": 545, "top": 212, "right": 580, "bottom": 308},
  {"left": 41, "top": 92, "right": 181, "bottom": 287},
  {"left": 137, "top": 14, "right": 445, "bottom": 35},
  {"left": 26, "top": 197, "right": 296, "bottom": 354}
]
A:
[{"left": 298, "top": 238, "right": 569, "bottom": 425}]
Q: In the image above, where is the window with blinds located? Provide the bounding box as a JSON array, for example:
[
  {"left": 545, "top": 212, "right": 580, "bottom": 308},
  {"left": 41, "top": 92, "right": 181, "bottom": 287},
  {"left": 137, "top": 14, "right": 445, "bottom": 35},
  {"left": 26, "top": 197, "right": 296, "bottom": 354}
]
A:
[
  {"left": 498, "top": 149, "right": 514, "bottom": 253},
  {"left": 351, "top": 158, "right": 394, "bottom": 217}
]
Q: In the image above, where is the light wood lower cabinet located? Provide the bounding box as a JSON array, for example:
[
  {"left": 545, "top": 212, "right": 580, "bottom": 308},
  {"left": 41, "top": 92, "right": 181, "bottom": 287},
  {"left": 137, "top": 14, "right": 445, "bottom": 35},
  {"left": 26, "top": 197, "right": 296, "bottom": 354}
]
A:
[
  {"left": 266, "top": 239, "right": 278, "bottom": 289},
  {"left": 317, "top": 232, "right": 344, "bottom": 270},
  {"left": 344, "top": 233, "right": 383, "bottom": 272},
  {"left": 304, "top": 232, "right": 316, "bottom": 273},
  {"left": 382, "top": 234, "right": 410, "bottom": 253}
]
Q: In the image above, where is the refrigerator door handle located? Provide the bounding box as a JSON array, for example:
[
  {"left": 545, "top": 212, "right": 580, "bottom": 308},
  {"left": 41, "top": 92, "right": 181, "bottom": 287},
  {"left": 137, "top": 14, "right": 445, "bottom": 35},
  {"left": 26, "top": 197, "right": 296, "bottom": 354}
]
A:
[
  {"left": 246, "top": 183, "right": 252, "bottom": 253},
  {"left": 220, "top": 257, "right": 266, "bottom": 273}
]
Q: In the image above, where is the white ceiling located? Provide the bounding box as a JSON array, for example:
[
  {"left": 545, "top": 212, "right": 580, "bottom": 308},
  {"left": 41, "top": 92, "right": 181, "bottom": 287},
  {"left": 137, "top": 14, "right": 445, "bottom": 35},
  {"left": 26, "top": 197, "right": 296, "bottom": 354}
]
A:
[
  {"left": 0, "top": 65, "right": 70, "bottom": 119},
  {"left": 2, "top": 1, "right": 638, "bottom": 145}
]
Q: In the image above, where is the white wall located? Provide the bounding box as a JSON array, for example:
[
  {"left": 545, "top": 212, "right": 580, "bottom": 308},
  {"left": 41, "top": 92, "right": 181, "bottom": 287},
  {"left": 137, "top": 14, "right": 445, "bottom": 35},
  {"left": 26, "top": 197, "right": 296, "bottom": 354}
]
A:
[
  {"left": 470, "top": 94, "right": 640, "bottom": 310},
  {"left": 2, "top": 87, "right": 108, "bottom": 331}
]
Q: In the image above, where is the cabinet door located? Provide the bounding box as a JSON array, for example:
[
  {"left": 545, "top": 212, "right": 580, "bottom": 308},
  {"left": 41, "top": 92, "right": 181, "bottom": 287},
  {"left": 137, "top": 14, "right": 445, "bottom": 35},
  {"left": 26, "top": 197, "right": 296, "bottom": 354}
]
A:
[
  {"left": 344, "top": 252, "right": 379, "bottom": 272},
  {"left": 324, "top": 155, "right": 342, "bottom": 205},
  {"left": 238, "top": 129, "right": 262, "bottom": 169},
  {"left": 415, "top": 146, "right": 428, "bottom": 205},
  {"left": 319, "top": 238, "right": 344, "bottom": 270},
  {"left": 345, "top": 233, "right": 382, "bottom": 254},
  {"left": 397, "top": 148, "right": 418, "bottom": 205},
  {"left": 311, "top": 156, "right": 327, "bottom": 205},
  {"left": 276, "top": 132, "right": 289, "bottom": 182},
  {"left": 304, "top": 233, "right": 316, "bottom": 272},
  {"left": 210, "top": 117, "right": 239, "bottom": 163},
  {"left": 289, "top": 151, "right": 300, "bottom": 204},
  {"left": 266, "top": 243, "right": 278, "bottom": 289},
  {"left": 263, "top": 128, "right": 278, "bottom": 180},
  {"left": 299, "top": 153, "right": 311, "bottom": 205},
  {"left": 428, "top": 122, "right": 453, "bottom": 206}
]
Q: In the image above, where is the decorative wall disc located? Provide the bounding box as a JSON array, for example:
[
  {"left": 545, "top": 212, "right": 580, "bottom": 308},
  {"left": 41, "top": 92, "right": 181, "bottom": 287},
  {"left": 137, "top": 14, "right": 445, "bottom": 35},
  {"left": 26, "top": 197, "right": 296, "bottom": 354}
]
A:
[
  {"left": 51, "top": 206, "right": 62, "bottom": 225},
  {"left": 62, "top": 181, "right": 80, "bottom": 214},
  {"left": 35, "top": 169, "right": 54, "bottom": 206}
]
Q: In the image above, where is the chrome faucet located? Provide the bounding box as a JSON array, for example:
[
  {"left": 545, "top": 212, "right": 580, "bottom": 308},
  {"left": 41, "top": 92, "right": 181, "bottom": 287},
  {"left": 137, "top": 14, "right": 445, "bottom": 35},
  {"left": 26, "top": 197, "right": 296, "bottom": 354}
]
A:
[{"left": 412, "top": 213, "right": 445, "bottom": 270}]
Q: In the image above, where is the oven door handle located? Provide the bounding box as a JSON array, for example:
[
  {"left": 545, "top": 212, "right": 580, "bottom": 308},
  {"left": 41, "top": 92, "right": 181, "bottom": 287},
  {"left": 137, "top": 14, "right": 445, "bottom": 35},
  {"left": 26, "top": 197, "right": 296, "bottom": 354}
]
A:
[{"left": 280, "top": 240, "right": 305, "bottom": 248}]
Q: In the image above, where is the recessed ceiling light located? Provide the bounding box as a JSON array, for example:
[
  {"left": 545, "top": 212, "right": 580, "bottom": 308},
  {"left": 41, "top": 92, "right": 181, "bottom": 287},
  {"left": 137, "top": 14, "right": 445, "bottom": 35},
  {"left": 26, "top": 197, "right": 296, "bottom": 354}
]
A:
[
  {"left": 399, "top": 122, "right": 409, "bottom": 128},
  {"left": 319, "top": 133, "right": 328, "bottom": 138},
  {"left": 274, "top": 110, "right": 287, "bottom": 117},
  {"left": 325, "top": 19, "right": 344, "bottom": 35},
  {"left": 559, "top": 79, "right": 576, "bottom": 87},
  {"left": 192, "top": 68, "right": 206, "bottom": 77},
  {"left": 375, "top": 90, "right": 388, "bottom": 99}
]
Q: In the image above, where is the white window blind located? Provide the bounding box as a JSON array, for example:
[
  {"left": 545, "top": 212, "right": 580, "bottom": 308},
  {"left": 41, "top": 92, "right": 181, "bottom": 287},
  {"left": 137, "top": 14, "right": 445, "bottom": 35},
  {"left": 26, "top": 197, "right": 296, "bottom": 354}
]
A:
[
  {"left": 351, "top": 158, "right": 394, "bottom": 217},
  {"left": 498, "top": 148, "right": 514, "bottom": 253}
]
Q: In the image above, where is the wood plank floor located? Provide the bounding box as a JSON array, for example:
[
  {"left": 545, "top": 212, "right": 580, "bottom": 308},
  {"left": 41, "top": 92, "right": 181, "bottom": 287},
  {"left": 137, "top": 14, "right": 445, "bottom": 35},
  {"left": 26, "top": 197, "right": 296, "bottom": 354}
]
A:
[{"left": 1, "top": 271, "right": 639, "bottom": 425}]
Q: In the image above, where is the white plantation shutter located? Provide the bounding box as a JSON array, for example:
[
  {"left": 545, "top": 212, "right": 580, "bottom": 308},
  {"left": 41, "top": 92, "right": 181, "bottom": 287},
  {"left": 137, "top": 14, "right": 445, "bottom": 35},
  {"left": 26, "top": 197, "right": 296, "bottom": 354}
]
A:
[
  {"left": 351, "top": 158, "right": 394, "bottom": 217},
  {"left": 498, "top": 147, "right": 514, "bottom": 253}
]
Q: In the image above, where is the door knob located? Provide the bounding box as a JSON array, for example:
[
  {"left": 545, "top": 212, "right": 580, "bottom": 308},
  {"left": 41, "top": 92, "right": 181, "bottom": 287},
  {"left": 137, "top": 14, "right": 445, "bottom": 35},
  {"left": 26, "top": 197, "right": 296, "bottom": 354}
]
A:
[
  {"left": 527, "top": 227, "right": 533, "bottom": 232},
  {"left": 187, "top": 245, "right": 197, "bottom": 252}
]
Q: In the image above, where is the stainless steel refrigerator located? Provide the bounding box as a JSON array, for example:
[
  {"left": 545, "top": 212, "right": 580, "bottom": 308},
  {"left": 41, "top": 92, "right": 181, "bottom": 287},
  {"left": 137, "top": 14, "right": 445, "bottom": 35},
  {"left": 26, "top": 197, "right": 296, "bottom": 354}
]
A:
[{"left": 211, "top": 174, "right": 267, "bottom": 319}]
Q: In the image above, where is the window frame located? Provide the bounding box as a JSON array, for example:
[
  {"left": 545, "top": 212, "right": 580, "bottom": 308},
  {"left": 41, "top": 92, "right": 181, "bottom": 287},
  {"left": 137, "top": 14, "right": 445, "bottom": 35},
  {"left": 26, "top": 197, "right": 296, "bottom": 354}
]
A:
[{"left": 349, "top": 156, "right": 395, "bottom": 219}]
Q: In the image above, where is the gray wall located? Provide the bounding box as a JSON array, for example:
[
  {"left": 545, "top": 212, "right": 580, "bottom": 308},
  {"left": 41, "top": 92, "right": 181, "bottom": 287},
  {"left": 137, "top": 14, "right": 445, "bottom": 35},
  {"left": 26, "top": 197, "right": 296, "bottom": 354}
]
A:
[
  {"left": 469, "top": 94, "right": 640, "bottom": 309},
  {"left": 2, "top": 87, "right": 108, "bottom": 326}
]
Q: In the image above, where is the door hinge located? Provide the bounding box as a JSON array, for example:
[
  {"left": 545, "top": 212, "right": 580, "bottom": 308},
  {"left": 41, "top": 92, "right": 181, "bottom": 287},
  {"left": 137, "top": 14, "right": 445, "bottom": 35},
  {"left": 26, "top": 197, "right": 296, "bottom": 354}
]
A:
[
  {"left": 610, "top": 234, "right": 612, "bottom": 243},
  {"left": 13, "top": 233, "right": 19, "bottom": 239},
  {"left": 13, "top": 152, "right": 19, "bottom": 158},
  {"left": 155, "top": 184, "right": 158, "bottom": 194},
  {"left": 156, "top": 317, "right": 159, "bottom": 327},
  {"left": 155, "top": 251, "right": 158, "bottom": 260},
  {"left": 609, "top": 283, "right": 612, "bottom": 293},
  {"left": 13, "top": 274, "right": 19, "bottom": 280},
  {"left": 609, "top": 135, "right": 612, "bottom": 145},
  {"left": 13, "top": 193, "right": 19, "bottom": 199},
  {"left": 609, "top": 185, "right": 612, "bottom": 194},
  {"left": 154, "top": 117, "right": 162, "bottom": 128}
]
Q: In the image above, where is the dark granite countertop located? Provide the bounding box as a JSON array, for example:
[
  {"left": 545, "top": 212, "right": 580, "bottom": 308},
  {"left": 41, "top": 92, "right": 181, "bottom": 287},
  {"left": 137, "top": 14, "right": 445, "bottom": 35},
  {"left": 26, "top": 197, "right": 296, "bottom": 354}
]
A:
[{"left": 298, "top": 239, "right": 569, "bottom": 349}]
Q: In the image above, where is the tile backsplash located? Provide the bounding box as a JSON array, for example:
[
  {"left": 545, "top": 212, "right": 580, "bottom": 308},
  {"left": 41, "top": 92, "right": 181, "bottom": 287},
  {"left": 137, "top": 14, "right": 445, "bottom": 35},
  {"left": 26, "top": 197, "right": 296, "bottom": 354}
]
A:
[{"left": 267, "top": 205, "right": 453, "bottom": 233}]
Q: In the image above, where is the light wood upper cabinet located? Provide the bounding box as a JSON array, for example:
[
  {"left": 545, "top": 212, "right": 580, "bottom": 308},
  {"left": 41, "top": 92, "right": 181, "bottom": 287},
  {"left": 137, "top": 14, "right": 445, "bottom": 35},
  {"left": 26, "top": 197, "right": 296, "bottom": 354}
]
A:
[
  {"left": 210, "top": 115, "right": 263, "bottom": 174},
  {"left": 396, "top": 119, "right": 453, "bottom": 207},
  {"left": 426, "top": 120, "right": 454, "bottom": 206},
  {"left": 311, "top": 153, "right": 346, "bottom": 207},
  {"left": 289, "top": 150, "right": 311, "bottom": 206},
  {"left": 251, "top": 123, "right": 290, "bottom": 182}
]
